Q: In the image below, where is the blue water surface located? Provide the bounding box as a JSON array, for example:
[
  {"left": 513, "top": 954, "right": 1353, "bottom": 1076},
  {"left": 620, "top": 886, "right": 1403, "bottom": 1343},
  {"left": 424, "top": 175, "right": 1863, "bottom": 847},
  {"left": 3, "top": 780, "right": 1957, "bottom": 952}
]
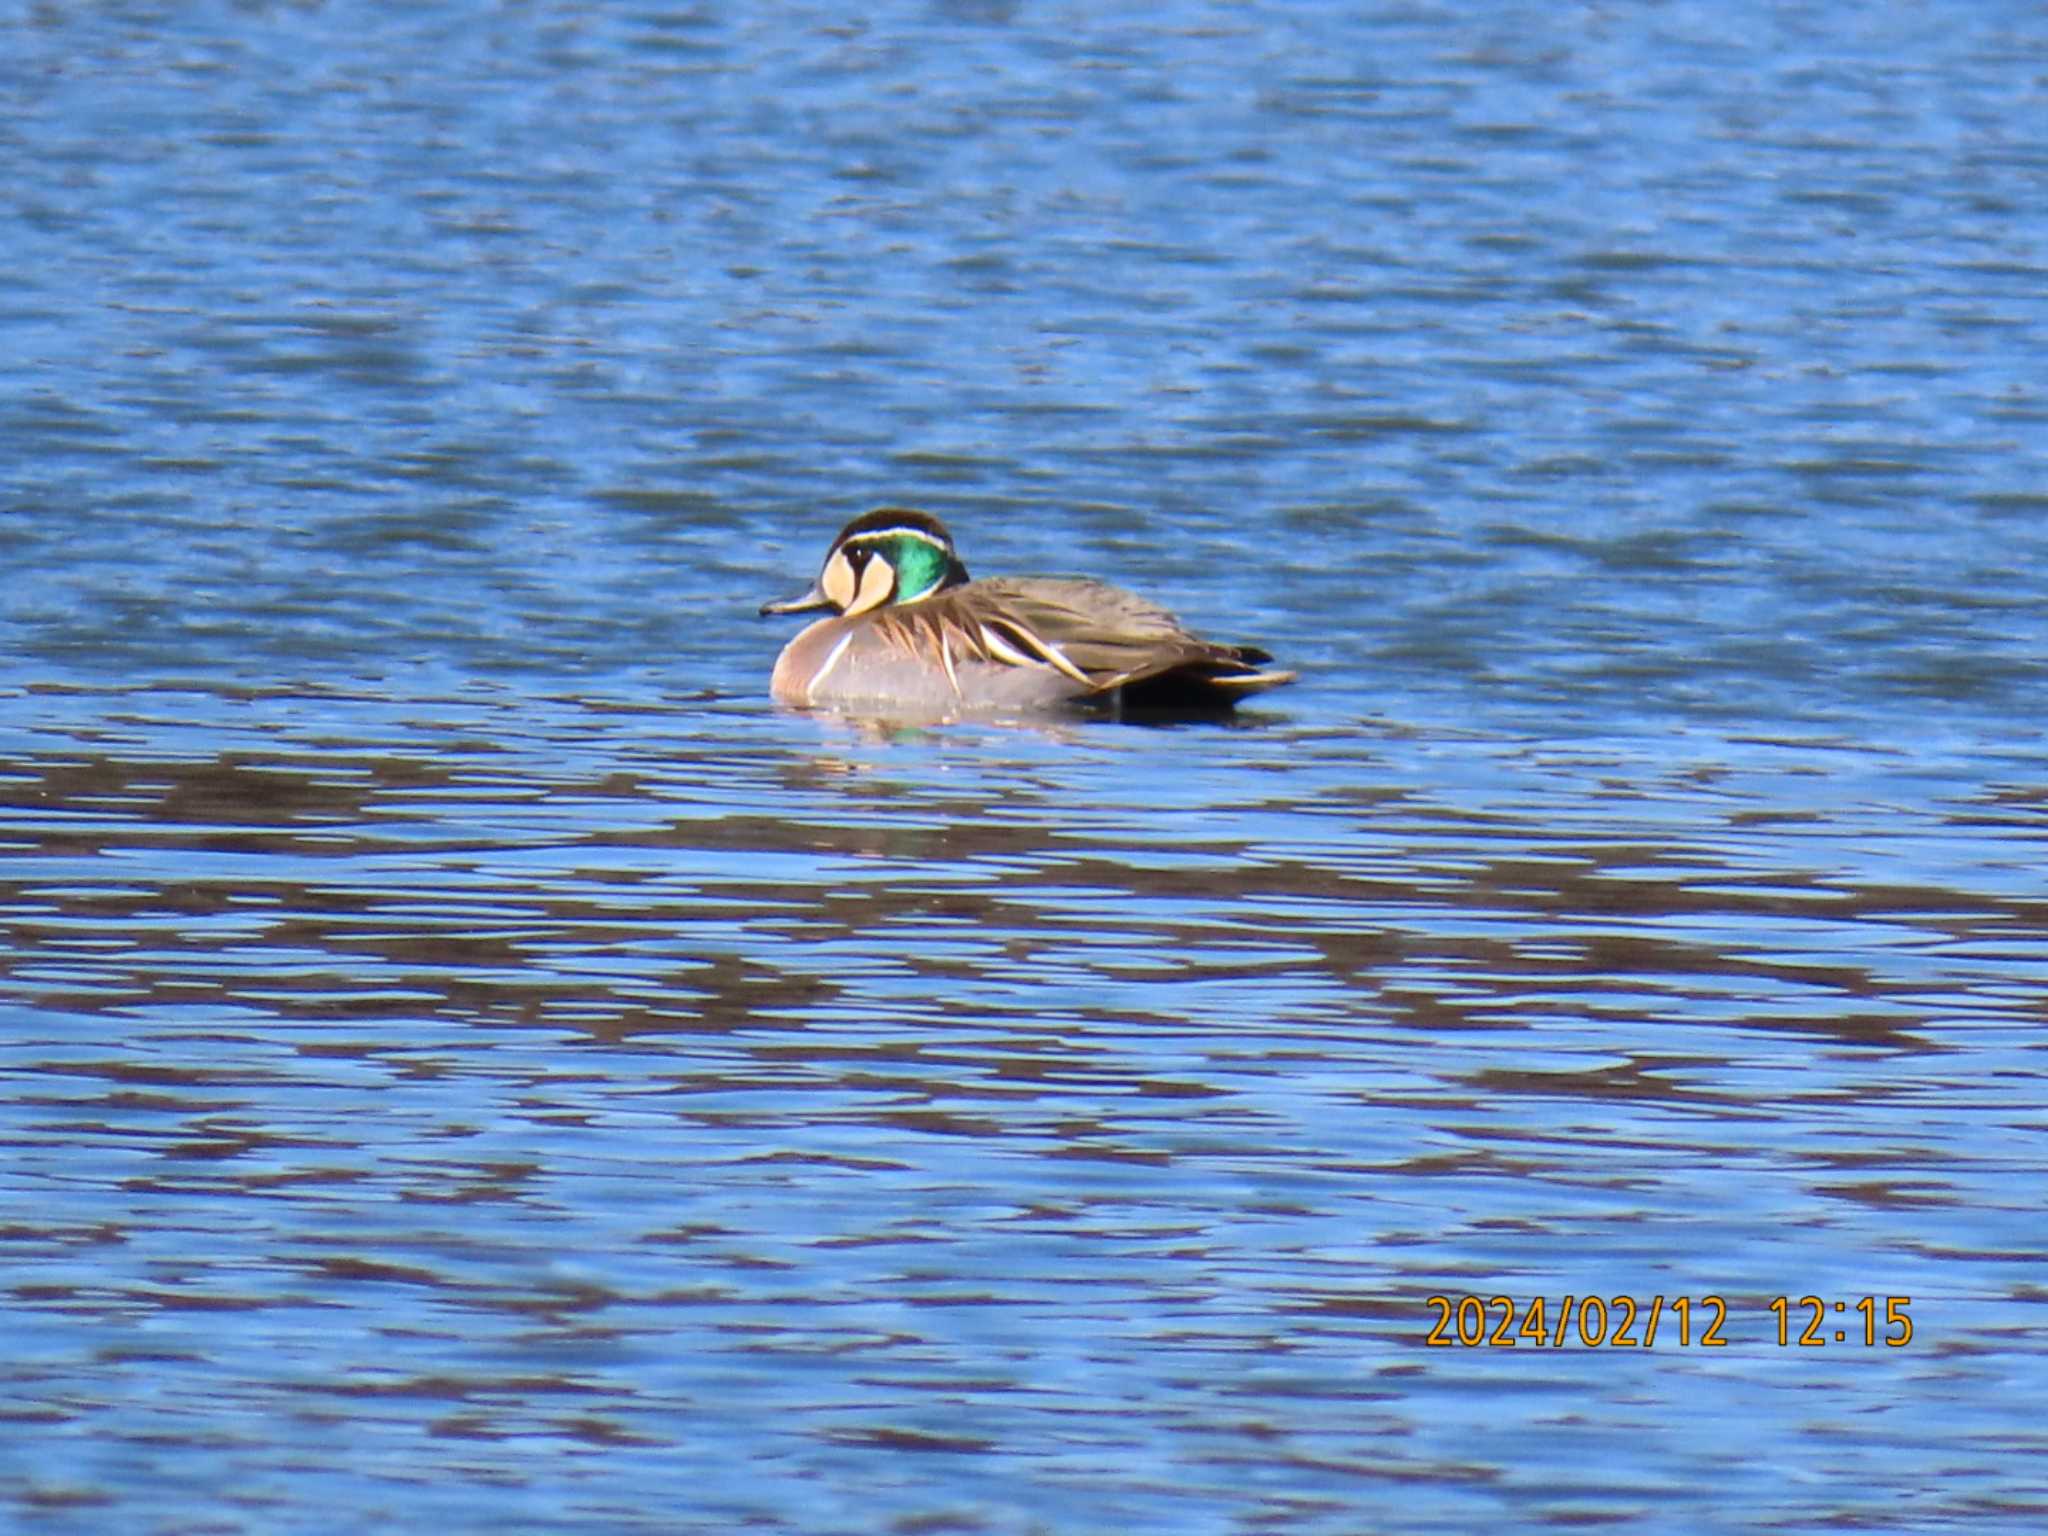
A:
[{"left": 3, "top": 3, "right": 2047, "bottom": 1533}]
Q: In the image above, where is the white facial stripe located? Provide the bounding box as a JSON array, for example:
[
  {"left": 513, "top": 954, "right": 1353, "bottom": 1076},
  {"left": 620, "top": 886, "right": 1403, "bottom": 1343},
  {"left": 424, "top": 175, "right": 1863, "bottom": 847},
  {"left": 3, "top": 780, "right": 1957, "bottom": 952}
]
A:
[{"left": 854, "top": 526, "right": 951, "bottom": 553}]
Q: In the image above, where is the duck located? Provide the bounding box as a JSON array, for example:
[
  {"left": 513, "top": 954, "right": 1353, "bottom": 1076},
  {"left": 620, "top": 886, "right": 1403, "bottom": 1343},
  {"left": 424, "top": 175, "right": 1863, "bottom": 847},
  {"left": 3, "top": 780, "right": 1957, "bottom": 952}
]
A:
[{"left": 760, "top": 509, "right": 1294, "bottom": 717}]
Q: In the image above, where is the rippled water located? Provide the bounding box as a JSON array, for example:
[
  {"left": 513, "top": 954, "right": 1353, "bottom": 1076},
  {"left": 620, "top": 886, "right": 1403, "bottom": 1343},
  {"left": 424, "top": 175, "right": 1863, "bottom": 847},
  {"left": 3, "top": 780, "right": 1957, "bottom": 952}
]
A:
[{"left": 5, "top": 2, "right": 2048, "bottom": 1532}]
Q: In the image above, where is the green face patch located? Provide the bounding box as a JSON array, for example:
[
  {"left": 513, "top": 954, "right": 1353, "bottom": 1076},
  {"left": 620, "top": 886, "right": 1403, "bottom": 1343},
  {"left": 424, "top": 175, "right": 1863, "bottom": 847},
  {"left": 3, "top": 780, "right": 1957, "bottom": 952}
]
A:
[{"left": 883, "top": 535, "right": 950, "bottom": 603}]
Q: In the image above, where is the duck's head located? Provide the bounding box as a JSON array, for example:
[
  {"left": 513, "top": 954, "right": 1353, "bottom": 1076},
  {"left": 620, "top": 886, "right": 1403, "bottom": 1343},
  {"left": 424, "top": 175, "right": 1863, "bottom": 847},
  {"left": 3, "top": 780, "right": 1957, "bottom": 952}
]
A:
[{"left": 760, "top": 509, "right": 971, "bottom": 618}]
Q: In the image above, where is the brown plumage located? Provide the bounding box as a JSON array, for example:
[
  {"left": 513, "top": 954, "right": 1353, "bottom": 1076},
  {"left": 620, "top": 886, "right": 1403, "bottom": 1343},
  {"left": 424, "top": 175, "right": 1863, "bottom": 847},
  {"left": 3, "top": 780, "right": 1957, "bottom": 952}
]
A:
[{"left": 761, "top": 510, "right": 1294, "bottom": 718}]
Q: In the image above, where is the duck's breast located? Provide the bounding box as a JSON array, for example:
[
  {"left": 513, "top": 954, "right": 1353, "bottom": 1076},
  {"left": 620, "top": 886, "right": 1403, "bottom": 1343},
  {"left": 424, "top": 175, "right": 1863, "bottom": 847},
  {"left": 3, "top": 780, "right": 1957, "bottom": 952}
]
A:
[{"left": 773, "top": 616, "right": 1091, "bottom": 715}]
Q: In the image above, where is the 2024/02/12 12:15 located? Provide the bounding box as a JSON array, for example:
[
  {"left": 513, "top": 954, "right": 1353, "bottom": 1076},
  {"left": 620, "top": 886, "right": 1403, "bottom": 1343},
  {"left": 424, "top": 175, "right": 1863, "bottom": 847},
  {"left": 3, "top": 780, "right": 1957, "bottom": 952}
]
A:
[{"left": 1424, "top": 1294, "right": 1916, "bottom": 1348}]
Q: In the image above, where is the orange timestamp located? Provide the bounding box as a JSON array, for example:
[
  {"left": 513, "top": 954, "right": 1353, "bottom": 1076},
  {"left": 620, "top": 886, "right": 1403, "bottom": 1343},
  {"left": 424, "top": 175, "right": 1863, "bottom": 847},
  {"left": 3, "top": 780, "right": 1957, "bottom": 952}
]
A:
[
  {"left": 1425, "top": 1294, "right": 1916, "bottom": 1349},
  {"left": 1769, "top": 1295, "right": 1913, "bottom": 1347},
  {"left": 1426, "top": 1293, "right": 1728, "bottom": 1348}
]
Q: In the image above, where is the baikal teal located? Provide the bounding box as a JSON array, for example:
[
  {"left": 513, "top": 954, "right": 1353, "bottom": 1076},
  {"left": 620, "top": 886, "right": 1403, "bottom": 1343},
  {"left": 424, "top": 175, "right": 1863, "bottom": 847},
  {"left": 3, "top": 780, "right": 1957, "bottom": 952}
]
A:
[{"left": 760, "top": 509, "right": 1296, "bottom": 719}]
